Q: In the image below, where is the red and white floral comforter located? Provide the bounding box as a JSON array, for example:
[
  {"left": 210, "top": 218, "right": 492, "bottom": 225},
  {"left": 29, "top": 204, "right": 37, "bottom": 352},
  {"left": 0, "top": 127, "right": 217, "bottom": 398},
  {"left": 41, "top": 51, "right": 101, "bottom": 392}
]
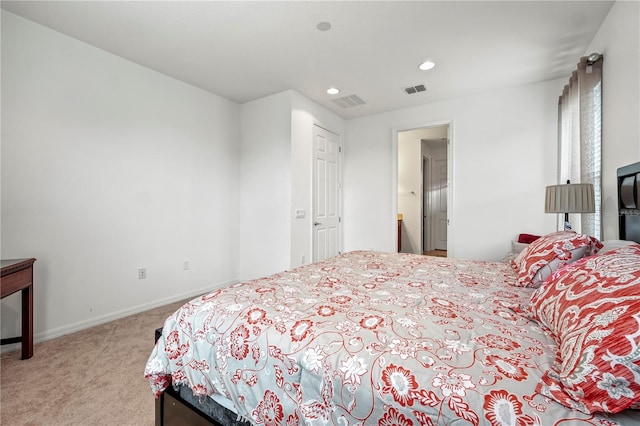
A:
[{"left": 145, "top": 251, "right": 640, "bottom": 425}]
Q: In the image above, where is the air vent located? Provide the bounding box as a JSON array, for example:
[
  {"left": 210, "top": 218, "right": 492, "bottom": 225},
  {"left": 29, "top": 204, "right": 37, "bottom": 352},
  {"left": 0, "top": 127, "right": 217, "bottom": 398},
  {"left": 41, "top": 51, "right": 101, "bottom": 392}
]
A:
[
  {"left": 403, "top": 84, "right": 427, "bottom": 95},
  {"left": 331, "top": 94, "right": 366, "bottom": 108}
]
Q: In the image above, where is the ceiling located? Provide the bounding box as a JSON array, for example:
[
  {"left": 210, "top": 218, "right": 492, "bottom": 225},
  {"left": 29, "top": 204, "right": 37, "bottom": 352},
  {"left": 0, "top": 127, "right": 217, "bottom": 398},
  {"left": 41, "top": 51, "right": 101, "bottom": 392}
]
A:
[
  {"left": 401, "top": 125, "right": 449, "bottom": 148},
  {"left": 1, "top": 0, "right": 614, "bottom": 119}
]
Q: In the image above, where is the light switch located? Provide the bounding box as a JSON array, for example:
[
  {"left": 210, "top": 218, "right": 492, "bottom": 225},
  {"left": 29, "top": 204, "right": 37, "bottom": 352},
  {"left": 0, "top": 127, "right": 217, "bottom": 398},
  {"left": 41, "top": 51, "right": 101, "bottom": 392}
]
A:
[{"left": 295, "top": 209, "right": 306, "bottom": 219}]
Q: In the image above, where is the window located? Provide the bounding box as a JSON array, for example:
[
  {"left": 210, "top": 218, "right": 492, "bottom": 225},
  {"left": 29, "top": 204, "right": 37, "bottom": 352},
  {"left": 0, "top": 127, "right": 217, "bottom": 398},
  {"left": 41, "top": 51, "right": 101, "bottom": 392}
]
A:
[{"left": 557, "top": 55, "right": 603, "bottom": 239}]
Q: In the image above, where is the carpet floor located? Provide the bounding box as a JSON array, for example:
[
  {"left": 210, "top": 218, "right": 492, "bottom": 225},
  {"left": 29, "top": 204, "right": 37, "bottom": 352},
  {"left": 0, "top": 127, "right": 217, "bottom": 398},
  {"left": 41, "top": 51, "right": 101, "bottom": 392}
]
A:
[{"left": 1, "top": 299, "right": 186, "bottom": 425}]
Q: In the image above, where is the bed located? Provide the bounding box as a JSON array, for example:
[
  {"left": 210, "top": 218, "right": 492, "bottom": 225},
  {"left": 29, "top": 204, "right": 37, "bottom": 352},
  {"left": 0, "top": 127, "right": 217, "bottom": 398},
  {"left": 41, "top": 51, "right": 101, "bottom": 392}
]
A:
[{"left": 145, "top": 162, "right": 640, "bottom": 425}]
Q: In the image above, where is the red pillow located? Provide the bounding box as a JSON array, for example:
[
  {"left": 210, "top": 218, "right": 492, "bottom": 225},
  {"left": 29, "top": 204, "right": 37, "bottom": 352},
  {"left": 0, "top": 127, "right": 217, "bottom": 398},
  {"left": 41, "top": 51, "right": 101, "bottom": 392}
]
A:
[
  {"left": 510, "top": 231, "right": 601, "bottom": 288},
  {"left": 525, "top": 244, "right": 640, "bottom": 414},
  {"left": 518, "top": 233, "right": 540, "bottom": 244}
]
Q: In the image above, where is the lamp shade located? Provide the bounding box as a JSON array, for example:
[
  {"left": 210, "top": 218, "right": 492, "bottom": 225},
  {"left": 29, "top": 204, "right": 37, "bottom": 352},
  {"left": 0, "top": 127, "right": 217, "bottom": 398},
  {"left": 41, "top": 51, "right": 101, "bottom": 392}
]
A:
[{"left": 545, "top": 183, "right": 595, "bottom": 214}]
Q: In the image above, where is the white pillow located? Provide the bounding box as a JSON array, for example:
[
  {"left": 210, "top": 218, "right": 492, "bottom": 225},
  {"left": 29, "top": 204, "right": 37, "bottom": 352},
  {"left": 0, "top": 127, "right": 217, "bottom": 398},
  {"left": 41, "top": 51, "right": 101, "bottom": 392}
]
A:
[
  {"left": 511, "top": 240, "right": 529, "bottom": 253},
  {"left": 597, "top": 239, "right": 638, "bottom": 254},
  {"left": 501, "top": 241, "right": 530, "bottom": 263}
]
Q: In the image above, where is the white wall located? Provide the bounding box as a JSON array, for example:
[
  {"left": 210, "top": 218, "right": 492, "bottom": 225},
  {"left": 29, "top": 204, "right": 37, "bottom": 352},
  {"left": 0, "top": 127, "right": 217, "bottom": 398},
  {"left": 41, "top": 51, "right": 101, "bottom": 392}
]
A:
[
  {"left": 344, "top": 80, "right": 564, "bottom": 261},
  {"left": 1, "top": 12, "right": 241, "bottom": 341},
  {"left": 239, "top": 90, "right": 344, "bottom": 279},
  {"left": 239, "top": 92, "right": 292, "bottom": 280},
  {"left": 586, "top": 0, "right": 640, "bottom": 240},
  {"left": 397, "top": 133, "right": 422, "bottom": 254}
]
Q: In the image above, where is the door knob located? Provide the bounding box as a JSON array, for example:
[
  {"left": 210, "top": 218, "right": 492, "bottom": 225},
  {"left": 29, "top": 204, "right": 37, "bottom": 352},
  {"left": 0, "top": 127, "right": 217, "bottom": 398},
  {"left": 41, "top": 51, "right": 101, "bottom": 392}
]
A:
[{"left": 314, "top": 222, "right": 321, "bottom": 226}]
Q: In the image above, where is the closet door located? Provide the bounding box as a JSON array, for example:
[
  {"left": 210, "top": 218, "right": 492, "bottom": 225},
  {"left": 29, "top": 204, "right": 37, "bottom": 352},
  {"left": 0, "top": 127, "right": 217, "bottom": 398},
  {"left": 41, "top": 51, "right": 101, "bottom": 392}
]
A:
[{"left": 313, "top": 125, "right": 341, "bottom": 262}]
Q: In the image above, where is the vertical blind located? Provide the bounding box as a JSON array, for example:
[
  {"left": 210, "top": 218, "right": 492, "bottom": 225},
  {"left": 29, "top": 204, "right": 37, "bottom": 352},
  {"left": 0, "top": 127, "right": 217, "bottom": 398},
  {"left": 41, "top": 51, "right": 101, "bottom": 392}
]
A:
[{"left": 557, "top": 55, "right": 603, "bottom": 239}]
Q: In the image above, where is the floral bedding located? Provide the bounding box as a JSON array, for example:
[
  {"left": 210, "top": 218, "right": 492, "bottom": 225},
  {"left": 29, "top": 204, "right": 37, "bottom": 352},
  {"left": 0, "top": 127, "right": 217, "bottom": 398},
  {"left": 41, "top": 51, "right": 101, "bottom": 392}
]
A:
[{"left": 145, "top": 251, "right": 640, "bottom": 425}]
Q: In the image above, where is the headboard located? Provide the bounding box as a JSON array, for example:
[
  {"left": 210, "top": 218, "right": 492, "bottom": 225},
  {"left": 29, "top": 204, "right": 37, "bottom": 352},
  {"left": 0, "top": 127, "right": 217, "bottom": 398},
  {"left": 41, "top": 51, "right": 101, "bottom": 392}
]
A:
[{"left": 618, "top": 162, "right": 640, "bottom": 243}]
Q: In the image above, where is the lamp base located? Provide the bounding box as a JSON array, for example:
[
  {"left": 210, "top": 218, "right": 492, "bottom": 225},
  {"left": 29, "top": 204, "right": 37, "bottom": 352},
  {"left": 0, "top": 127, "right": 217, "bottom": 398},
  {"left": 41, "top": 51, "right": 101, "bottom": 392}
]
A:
[{"left": 563, "top": 213, "right": 572, "bottom": 231}]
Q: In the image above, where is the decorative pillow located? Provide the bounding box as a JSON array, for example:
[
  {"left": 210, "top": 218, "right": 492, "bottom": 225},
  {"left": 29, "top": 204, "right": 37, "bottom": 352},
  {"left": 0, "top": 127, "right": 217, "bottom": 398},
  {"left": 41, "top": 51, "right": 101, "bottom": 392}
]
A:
[
  {"left": 526, "top": 244, "right": 640, "bottom": 414},
  {"left": 598, "top": 239, "right": 637, "bottom": 255},
  {"left": 510, "top": 231, "right": 602, "bottom": 288},
  {"left": 518, "top": 233, "right": 541, "bottom": 244}
]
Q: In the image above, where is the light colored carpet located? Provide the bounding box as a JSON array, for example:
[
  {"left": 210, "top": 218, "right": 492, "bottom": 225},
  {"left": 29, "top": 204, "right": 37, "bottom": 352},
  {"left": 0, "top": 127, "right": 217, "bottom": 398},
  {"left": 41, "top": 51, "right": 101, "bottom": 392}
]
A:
[{"left": 0, "top": 299, "right": 186, "bottom": 425}]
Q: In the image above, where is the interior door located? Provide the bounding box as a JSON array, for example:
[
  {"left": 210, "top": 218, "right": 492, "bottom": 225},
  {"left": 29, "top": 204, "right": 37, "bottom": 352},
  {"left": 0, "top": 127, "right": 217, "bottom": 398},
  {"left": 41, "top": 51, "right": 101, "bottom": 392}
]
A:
[
  {"left": 434, "top": 159, "right": 448, "bottom": 250},
  {"left": 422, "top": 156, "right": 430, "bottom": 253},
  {"left": 313, "top": 125, "right": 341, "bottom": 262}
]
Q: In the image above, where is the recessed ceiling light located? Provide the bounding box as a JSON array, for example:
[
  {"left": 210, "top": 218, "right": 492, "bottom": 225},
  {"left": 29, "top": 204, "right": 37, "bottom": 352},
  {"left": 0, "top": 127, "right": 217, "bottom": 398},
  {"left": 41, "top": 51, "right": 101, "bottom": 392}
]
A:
[
  {"left": 419, "top": 60, "right": 436, "bottom": 71},
  {"left": 327, "top": 87, "right": 340, "bottom": 95},
  {"left": 316, "top": 22, "right": 332, "bottom": 31}
]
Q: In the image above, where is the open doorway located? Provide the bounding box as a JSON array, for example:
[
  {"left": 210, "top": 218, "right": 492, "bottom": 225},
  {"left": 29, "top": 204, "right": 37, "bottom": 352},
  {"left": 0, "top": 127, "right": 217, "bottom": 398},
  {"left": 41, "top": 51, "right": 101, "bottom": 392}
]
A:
[{"left": 397, "top": 124, "right": 449, "bottom": 257}]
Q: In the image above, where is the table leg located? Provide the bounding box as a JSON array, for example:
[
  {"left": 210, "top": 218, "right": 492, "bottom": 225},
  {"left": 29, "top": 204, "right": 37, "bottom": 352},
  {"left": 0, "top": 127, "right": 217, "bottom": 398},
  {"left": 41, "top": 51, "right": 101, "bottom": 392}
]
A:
[{"left": 21, "top": 284, "right": 33, "bottom": 359}]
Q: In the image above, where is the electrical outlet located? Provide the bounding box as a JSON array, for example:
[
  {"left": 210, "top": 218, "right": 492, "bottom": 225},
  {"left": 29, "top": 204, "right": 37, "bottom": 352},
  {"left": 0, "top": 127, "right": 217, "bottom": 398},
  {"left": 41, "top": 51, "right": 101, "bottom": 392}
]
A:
[
  {"left": 138, "top": 267, "right": 147, "bottom": 279},
  {"left": 183, "top": 260, "right": 190, "bottom": 271},
  {"left": 301, "top": 255, "right": 305, "bottom": 264}
]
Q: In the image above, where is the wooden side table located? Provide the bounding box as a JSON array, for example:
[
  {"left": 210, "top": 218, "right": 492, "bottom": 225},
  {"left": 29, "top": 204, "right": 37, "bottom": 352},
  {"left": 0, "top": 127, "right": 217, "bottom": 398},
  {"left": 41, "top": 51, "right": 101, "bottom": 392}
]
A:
[{"left": 1, "top": 258, "right": 36, "bottom": 359}]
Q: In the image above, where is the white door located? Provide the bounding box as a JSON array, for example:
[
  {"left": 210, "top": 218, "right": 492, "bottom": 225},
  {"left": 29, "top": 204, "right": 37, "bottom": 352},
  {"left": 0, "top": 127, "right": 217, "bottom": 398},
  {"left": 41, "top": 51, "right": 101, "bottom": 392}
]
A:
[
  {"left": 434, "top": 159, "right": 448, "bottom": 250},
  {"left": 313, "top": 125, "right": 341, "bottom": 262},
  {"left": 422, "top": 156, "right": 430, "bottom": 253}
]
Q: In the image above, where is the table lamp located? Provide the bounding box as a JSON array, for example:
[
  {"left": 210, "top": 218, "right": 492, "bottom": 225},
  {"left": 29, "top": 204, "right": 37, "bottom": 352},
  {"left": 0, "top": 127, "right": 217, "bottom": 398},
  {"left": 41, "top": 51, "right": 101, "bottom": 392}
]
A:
[{"left": 545, "top": 181, "right": 595, "bottom": 231}]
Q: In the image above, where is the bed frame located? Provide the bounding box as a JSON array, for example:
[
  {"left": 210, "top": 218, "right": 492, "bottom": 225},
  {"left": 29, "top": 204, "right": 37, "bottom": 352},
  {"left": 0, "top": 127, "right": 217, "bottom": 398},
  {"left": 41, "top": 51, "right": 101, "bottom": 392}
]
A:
[
  {"left": 152, "top": 161, "right": 640, "bottom": 425},
  {"left": 618, "top": 161, "right": 640, "bottom": 242}
]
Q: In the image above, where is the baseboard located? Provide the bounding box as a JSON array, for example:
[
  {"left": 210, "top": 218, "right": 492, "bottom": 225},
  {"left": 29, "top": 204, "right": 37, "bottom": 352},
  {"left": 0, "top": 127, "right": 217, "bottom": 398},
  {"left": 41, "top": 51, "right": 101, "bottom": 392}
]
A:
[{"left": 1, "top": 279, "right": 238, "bottom": 353}]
